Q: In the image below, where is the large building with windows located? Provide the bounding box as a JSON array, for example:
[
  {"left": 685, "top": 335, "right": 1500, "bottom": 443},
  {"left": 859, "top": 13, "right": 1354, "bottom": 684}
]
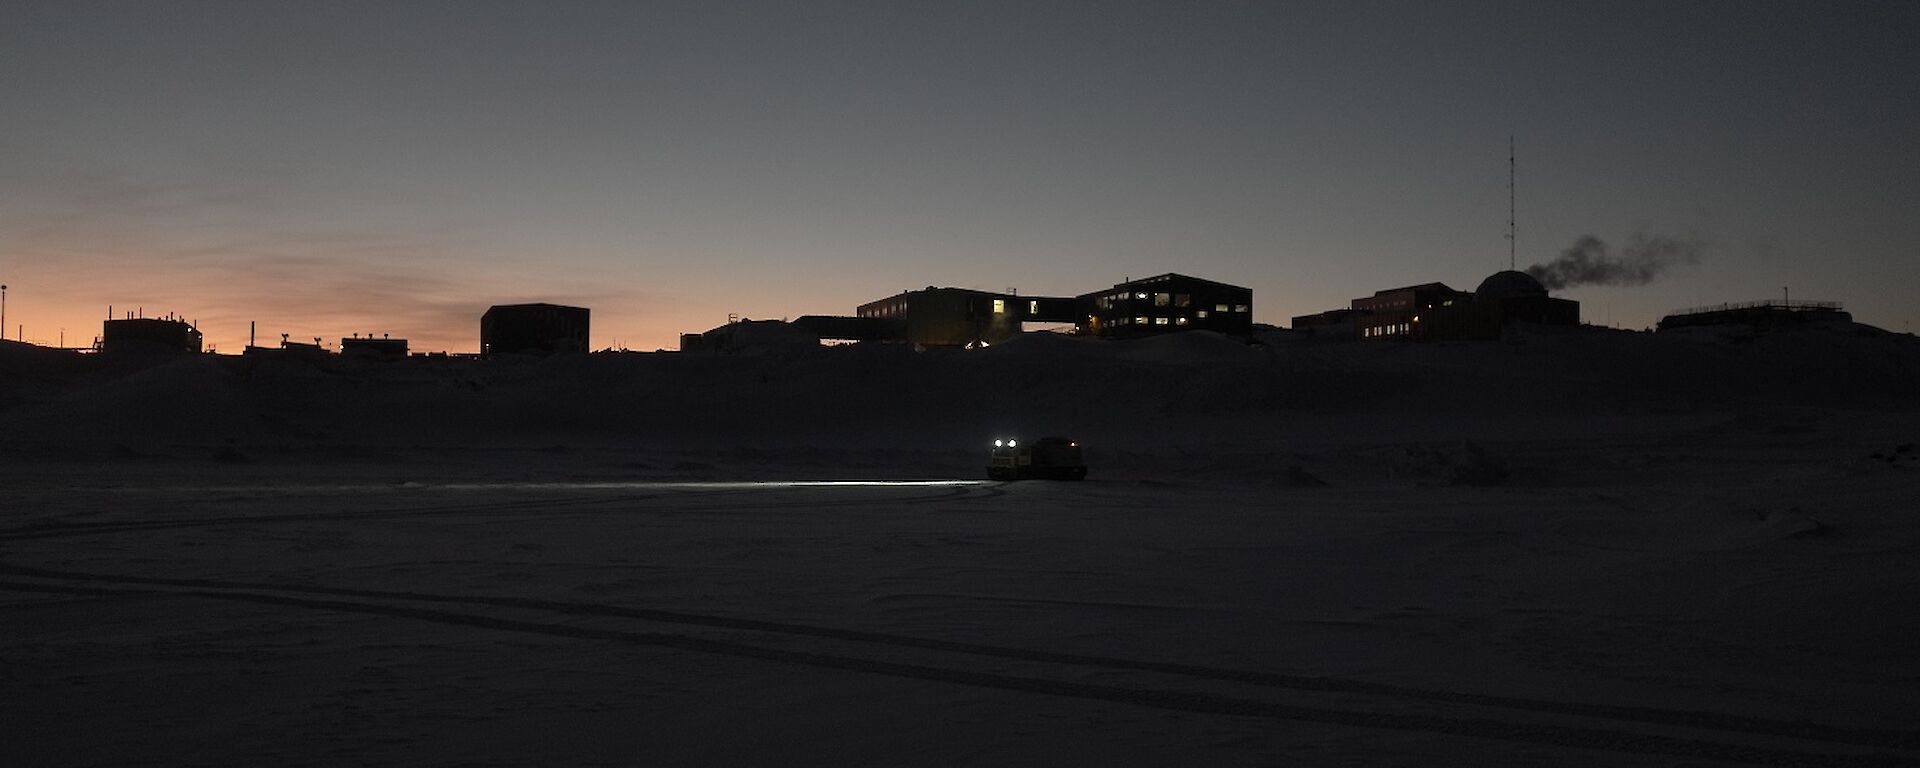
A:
[
  {"left": 1353, "top": 282, "right": 1473, "bottom": 340},
  {"left": 679, "top": 272, "right": 1256, "bottom": 351},
  {"left": 1076, "top": 274, "right": 1252, "bottom": 339},
  {"left": 1298, "top": 270, "right": 1578, "bottom": 341},
  {"left": 855, "top": 287, "right": 1077, "bottom": 347}
]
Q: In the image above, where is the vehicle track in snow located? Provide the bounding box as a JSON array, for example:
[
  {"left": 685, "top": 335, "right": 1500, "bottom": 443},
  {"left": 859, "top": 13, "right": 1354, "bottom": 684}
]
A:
[
  {"left": 2, "top": 481, "right": 1912, "bottom": 765},
  {"left": 2, "top": 576, "right": 1916, "bottom": 767},
  {"left": 0, "top": 481, "right": 991, "bottom": 542},
  {"left": 2, "top": 557, "right": 1916, "bottom": 755}
]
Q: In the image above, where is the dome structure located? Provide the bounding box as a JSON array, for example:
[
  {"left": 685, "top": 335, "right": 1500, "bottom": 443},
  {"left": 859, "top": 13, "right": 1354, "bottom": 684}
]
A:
[{"left": 1475, "top": 270, "right": 1549, "bottom": 300}]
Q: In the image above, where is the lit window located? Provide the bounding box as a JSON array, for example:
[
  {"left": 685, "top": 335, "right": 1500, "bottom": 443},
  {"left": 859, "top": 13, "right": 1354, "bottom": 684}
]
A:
[
  {"left": 1176, "top": 294, "right": 1191, "bottom": 307},
  {"left": 993, "top": 299, "right": 1005, "bottom": 314},
  {"left": 1215, "top": 304, "right": 1229, "bottom": 312},
  {"left": 1197, "top": 310, "right": 1208, "bottom": 318},
  {"left": 1136, "top": 292, "right": 1148, "bottom": 299},
  {"left": 1134, "top": 316, "right": 1148, "bottom": 325},
  {"left": 1234, "top": 305, "right": 1248, "bottom": 313},
  {"left": 1028, "top": 300, "right": 1038, "bottom": 314},
  {"left": 1175, "top": 317, "right": 1189, "bottom": 325},
  {"left": 1154, "top": 293, "right": 1170, "bottom": 306},
  {"left": 1154, "top": 317, "right": 1169, "bottom": 325}
]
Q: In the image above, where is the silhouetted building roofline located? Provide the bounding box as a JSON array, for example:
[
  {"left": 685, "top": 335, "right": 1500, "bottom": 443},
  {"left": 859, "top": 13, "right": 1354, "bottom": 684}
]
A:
[
  {"left": 101, "top": 318, "right": 203, "bottom": 354},
  {"left": 341, "top": 336, "right": 410, "bottom": 359},
  {"left": 1657, "top": 299, "right": 1848, "bottom": 331},
  {"left": 1093, "top": 273, "right": 1250, "bottom": 292},
  {"left": 1367, "top": 282, "right": 1456, "bottom": 296},
  {"left": 481, "top": 303, "right": 590, "bottom": 358}
]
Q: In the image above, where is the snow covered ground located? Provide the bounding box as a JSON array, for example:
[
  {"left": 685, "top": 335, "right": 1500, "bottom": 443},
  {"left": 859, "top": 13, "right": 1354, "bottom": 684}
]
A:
[{"left": 3, "top": 325, "right": 1919, "bottom": 766}]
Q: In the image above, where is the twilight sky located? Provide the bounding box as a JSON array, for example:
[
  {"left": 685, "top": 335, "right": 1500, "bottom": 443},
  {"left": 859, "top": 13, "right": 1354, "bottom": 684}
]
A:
[{"left": 2, "top": 0, "right": 1915, "bottom": 352}]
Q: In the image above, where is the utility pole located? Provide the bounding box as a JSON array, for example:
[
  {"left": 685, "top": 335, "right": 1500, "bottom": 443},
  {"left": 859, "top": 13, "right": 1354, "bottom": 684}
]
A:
[{"left": 1, "top": 284, "right": 7, "bottom": 342}]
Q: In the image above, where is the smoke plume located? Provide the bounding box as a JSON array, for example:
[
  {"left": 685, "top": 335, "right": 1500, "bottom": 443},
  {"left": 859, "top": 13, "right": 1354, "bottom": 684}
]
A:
[{"left": 1525, "top": 233, "right": 1704, "bottom": 290}]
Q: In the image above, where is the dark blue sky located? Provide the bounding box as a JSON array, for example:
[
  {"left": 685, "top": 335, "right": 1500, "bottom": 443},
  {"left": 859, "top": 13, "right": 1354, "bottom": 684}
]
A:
[{"left": 3, "top": 1, "right": 1915, "bottom": 350}]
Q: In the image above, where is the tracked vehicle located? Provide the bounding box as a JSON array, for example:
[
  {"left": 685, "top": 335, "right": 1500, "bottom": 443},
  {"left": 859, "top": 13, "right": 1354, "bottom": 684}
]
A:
[{"left": 987, "top": 436, "right": 1087, "bottom": 481}]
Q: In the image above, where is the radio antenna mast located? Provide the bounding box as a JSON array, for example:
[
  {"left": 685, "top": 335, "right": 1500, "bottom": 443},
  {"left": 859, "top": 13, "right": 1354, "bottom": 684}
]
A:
[{"left": 1506, "top": 135, "right": 1517, "bottom": 272}]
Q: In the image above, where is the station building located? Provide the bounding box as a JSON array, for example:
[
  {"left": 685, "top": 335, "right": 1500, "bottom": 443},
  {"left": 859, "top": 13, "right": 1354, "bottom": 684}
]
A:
[
  {"left": 101, "top": 317, "right": 202, "bottom": 354},
  {"left": 1076, "top": 274, "right": 1252, "bottom": 339},
  {"left": 244, "top": 335, "right": 332, "bottom": 361},
  {"left": 1295, "top": 270, "right": 1579, "bottom": 341},
  {"left": 855, "top": 287, "right": 1077, "bottom": 347},
  {"left": 1657, "top": 299, "right": 1849, "bottom": 331},
  {"left": 481, "top": 303, "right": 590, "bottom": 358},
  {"left": 1352, "top": 282, "right": 1472, "bottom": 340},
  {"left": 341, "top": 335, "right": 409, "bottom": 360},
  {"left": 1289, "top": 308, "right": 1363, "bottom": 339},
  {"left": 679, "top": 273, "right": 1254, "bottom": 352}
]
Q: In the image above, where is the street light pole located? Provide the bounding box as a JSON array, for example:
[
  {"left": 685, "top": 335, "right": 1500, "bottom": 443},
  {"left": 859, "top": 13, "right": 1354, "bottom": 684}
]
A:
[{"left": 1, "top": 284, "right": 8, "bottom": 342}]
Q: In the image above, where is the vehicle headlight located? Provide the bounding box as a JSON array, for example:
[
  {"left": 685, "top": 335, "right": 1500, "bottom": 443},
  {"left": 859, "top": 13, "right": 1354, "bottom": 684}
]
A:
[
  {"left": 994, "top": 439, "right": 1003, "bottom": 447},
  {"left": 1008, "top": 440, "right": 1017, "bottom": 447}
]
